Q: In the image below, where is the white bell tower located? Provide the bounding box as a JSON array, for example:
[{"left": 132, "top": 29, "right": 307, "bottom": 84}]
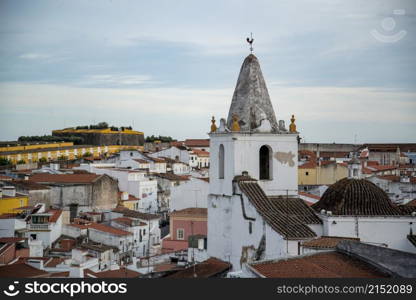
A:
[{"left": 208, "top": 54, "right": 299, "bottom": 197}]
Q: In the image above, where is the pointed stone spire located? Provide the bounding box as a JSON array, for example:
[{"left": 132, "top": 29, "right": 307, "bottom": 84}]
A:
[{"left": 227, "top": 54, "right": 279, "bottom": 132}]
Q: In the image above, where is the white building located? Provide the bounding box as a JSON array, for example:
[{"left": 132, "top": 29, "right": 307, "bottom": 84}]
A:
[
  {"left": 149, "top": 146, "right": 190, "bottom": 165},
  {"left": 76, "top": 163, "right": 158, "bottom": 213},
  {"left": 117, "top": 150, "right": 167, "bottom": 173},
  {"left": 110, "top": 207, "right": 161, "bottom": 256},
  {"left": 88, "top": 222, "right": 133, "bottom": 264},
  {"left": 170, "top": 177, "right": 209, "bottom": 211},
  {"left": 111, "top": 216, "right": 149, "bottom": 257},
  {"left": 27, "top": 209, "right": 63, "bottom": 250}
]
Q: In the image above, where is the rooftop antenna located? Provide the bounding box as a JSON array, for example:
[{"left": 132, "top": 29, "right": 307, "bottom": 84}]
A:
[{"left": 246, "top": 33, "right": 254, "bottom": 54}]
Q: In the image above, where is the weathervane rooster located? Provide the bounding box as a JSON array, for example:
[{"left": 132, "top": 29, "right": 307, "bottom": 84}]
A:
[{"left": 246, "top": 33, "right": 254, "bottom": 53}]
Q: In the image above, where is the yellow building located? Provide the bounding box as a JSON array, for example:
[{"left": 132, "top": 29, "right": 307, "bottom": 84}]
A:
[
  {"left": 0, "top": 187, "right": 29, "bottom": 215},
  {"left": 298, "top": 161, "right": 348, "bottom": 185},
  {"left": 0, "top": 142, "right": 143, "bottom": 165},
  {"left": 119, "top": 192, "right": 140, "bottom": 211}
]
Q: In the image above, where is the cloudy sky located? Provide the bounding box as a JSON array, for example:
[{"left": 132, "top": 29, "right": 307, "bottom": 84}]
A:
[{"left": 0, "top": 0, "right": 415, "bottom": 143}]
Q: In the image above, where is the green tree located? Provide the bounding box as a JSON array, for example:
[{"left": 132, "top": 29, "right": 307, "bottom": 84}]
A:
[
  {"left": 38, "top": 157, "right": 47, "bottom": 163},
  {"left": 83, "top": 152, "right": 92, "bottom": 157},
  {"left": 0, "top": 157, "right": 12, "bottom": 166},
  {"left": 17, "top": 159, "right": 26, "bottom": 165}
]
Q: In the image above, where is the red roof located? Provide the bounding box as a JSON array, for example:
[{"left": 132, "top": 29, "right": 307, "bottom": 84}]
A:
[
  {"left": 184, "top": 139, "right": 209, "bottom": 148},
  {"left": 85, "top": 267, "right": 141, "bottom": 278},
  {"left": 191, "top": 149, "right": 210, "bottom": 157},
  {"left": 302, "top": 236, "right": 360, "bottom": 249},
  {"left": 298, "top": 192, "right": 320, "bottom": 200},
  {"left": 165, "top": 258, "right": 230, "bottom": 278},
  {"left": 89, "top": 223, "right": 132, "bottom": 236},
  {"left": 30, "top": 173, "right": 100, "bottom": 184},
  {"left": 250, "top": 252, "right": 388, "bottom": 278},
  {"left": 170, "top": 208, "right": 207, "bottom": 218},
  {"left": 0, "top": 237, "right": 26, "bottom": 243},
  {"left": 112, "top": 217, "right": 145, "bottom": 227},
  {"left": 48, "top": 209, "right": 62, "bottom": 223},
  {"left": 0, "top": 175, "right": 12, "bottom": 181},
  {"left": 0, "top": 263, "right": 50, "bottom": 278},
  {"left": 118, "top": 192, "right": 139, "bottom": 201}
]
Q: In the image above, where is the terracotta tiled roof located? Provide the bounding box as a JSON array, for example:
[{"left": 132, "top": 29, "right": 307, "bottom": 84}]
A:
[
  {"left": 0, "top": 175, "right": 12, "bottom": 181},
  {"left": 405, "top": 199, "right": 416, "bottom": 207},
  {"left": 85, "top": 267, "right": 141, "bottom": 278},
  {"left": 170, "top": 208, "right": 207, "bottom": 218},
  {"left": 30, "top": 173, "right": 101, "bottom": 184},
  {"left": 143, "top": 154, "right": 166, "bottom": 163},
  {"left": 68, "top": 223, "right": 89, "bottom": 229},
  {"left": 165, "top": 258, "right": 230, "bottom": 278},
  {"left": 195, "top": 177, "right": 209, "bottom": 183},
  {"left": 112, "top": 206, "right": 160, "bottom": 220},
  {"left": 312, "top": 178, "right": 404, "bottom": 216},
  {"left": 319, "top": 151, "right": 350, "bottom": 158},
  {"left": 237, "top": 178, "right": 318, "bottom": 239},
  {"left": 0, "top": 263, "right": 50, "bottom": 278},
  {"left": 320, "top": 160, "right": 337, "bottom": 166},
  {"left": 80, "top": 242, "right": 119, "bottom": 253},
  {"left": 267, "top": 196, "right": 322, "bottom": 225},
  {"left": 152, "top": 172, "right": 190, "bottom": 181},
  {"left": 44, "top": 257, "right": 66, "bottom": 267},
  {"left": 118, "top": 192, "right": 139, "bottom": 201},
  {"left": 370, "top": 165, "right": 397, "bottom": 172},
  {"left": 9, "top": 180, "right": 50, "bottom": 190},
  {"left": 191, "top": 149, "right": 209, "bottom": 157},
  {"left": 112, "top": 217, "right": 140, "bottom": 227},
  {"left": 89, "top": 223, "right": 132, "bottom": 236},
  {"left": 250, "top": 252, "right": 389, "bottom": 278},
  {"left": 48, "top": 209, "right": 62, "bottom": 223},
  {"left": 298, "top": 192, "right": 320, "bottom": 200},
  {"left": 49, "top": 271, "right": 70, "bottom": 278},
  {"left": 0, "top": 237, "right": 26, "bottom": 243},
  {"left": 184, "top": 139, "right": 209, "bottom": 148},
  {"left": 302, "top": 236, "right": 360, "bottom": 249}
]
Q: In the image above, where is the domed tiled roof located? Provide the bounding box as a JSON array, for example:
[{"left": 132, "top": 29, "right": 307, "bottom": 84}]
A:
[{"left": 312, "top": 178, "right": 403, "bottom": 216}]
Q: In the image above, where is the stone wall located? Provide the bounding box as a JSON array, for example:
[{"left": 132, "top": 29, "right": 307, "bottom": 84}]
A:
[{"left": 53, "top": 132, "right": 144, "bottom": 146}]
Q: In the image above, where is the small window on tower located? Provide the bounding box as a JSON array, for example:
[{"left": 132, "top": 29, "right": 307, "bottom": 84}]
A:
[
  {"left": 249, "top": 222, "right": 252, "bottom": 234},
  {"left": 259, "top": 145, "right": 272, "bottom": 180},
  {"left": 219, "top": 144, "right": 225, "bottom": 179}
]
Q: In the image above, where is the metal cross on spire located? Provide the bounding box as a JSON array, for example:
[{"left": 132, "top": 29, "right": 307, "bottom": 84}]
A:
[{"left": 246, "top": 32, "right": 254, "bottom": 54}]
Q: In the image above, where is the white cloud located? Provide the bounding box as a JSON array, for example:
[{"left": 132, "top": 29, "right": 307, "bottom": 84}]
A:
[
  {"left": 82, "top": 74, "right": 155, "bottom": 86},
  {"left": 19, "top": 53, "right": 50, "bottom": 60}
]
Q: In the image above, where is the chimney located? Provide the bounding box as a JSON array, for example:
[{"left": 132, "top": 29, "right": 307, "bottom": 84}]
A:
[{"left": 121, "top": 192, "right": 129, "bottom": 201}]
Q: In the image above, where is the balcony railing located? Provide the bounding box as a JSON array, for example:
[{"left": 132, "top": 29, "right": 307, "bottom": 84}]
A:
[{"left": 29, "top": 223, "right": 51, "bottom": 230}]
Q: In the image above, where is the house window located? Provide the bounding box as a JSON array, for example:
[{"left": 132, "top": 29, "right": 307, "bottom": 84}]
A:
[
  {"left": 305, "top": 172, "right": 309, "bottom": 176},
  {"left": 219, "top": 144, "right": 224, "bottom": 179},
  {"left": 177, "top": 228, "right": 184, "bottom": 240},
  {"left": 259, "top": 145, "right": 272, "bottom": 180},
  {"left": 249, "top": 222, "right": 252, "bottom": 234}
]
